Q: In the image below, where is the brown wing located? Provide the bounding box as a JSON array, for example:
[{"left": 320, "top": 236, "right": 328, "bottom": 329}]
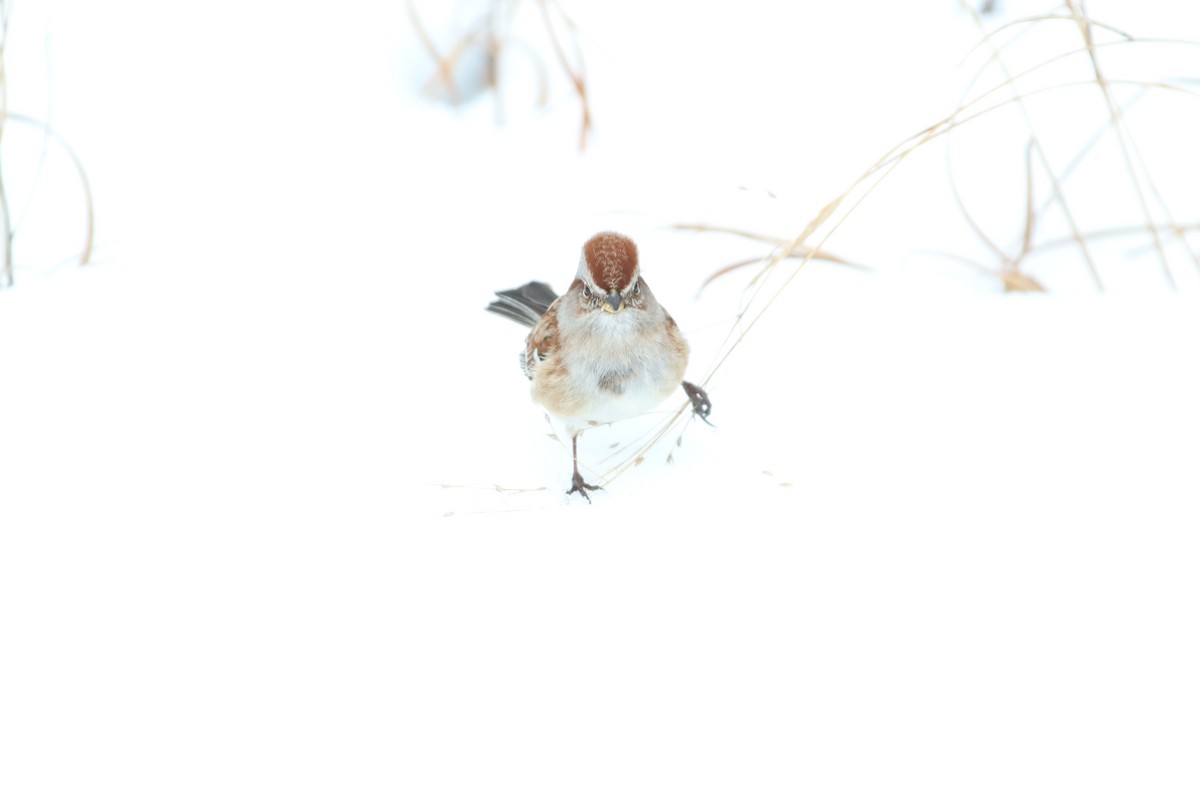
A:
[{"left": 522, "top": 296, "right": 561, "bottom": 380}]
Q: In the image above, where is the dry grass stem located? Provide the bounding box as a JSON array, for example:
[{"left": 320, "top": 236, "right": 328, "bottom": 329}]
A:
[
  {"left": 962, "top": 1, "right": 1104, "bottom": 289},
  {"left": 434, "top": 483, "right": 548, "bottom": 495},
  {"left": 673, "top": 222, "right": 871, "bottom": 294},
  {"left": 1067, "top": 0, "right": 1189, "bottom": 286},
  {"left": 955, "top": 4, "right": 1200, "bottom": 289}
]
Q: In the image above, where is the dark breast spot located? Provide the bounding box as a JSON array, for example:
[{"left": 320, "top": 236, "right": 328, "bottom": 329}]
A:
[{"left": 597, "top": 371, "right": 628, "bottom": 394}]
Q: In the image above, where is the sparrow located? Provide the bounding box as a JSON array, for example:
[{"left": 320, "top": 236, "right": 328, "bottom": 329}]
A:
[{"left": 487, "top": 232, "right": 711, "bottom": 501}]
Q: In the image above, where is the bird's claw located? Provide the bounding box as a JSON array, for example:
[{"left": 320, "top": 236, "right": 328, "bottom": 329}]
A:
[
  {"left": 568, "top": 471, "right": 602, "bottom": 503},
  {"left": 682, "top": 380, "right": 713, "bottom": 425}
]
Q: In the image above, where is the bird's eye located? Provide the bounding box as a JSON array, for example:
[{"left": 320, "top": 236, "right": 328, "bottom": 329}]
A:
[
  {"left": 582, "top": 285, "right": 592, "bottom": 298},
  {"left": 633, "top": 281, "right": 641, "bottom": 295}
]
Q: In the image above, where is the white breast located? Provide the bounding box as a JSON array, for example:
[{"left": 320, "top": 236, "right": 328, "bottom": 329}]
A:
[{"left": 533, "top": 302, "right": 688, "bottom": 426}]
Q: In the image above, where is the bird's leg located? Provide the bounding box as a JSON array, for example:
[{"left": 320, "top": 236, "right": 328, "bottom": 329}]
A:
[
  {"left": 682, "top": 380, "right": 713, "bottom": 424},
  {"left": 567, "top": 430, "right": 602, "bottom": 502}
]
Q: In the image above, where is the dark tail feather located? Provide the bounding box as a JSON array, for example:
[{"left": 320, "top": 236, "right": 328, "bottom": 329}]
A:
[{"left": 486, "top": 281, "right": 558, "bottom": 328}]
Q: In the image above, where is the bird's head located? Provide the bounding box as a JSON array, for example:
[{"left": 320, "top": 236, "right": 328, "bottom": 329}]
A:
[{"left": 574, "top": 231, "right": 643, "bottom": 313}]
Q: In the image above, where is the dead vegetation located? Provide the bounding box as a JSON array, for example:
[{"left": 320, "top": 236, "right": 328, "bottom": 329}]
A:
[
  {"left": 680, "top": 1, "right": 1199, "bottom": 299},
  {"left": 611, "top": 1, "right": 1200, "bottom": 485},
  {"left": 672, "top": 223, "right": 873, "bottom": 297},
  {"left": 408, "top": 0, "right": 593, "bottom": 150}
]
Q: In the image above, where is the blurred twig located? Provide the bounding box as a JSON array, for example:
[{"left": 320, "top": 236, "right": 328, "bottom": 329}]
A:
[
  {"left": 533, "top": 0, "right": 591, "bottom": 150},
  {"left": 5, "top": 112, "right": 95, "bottom": 268},
  {"left": 0, "top": 4, "right": 94, "bottom": 287},
  {"left": 409, "top": 0, "right": 593, "bottom": 150}
]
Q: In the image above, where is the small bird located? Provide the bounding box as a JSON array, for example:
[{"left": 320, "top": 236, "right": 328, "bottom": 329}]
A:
[{"left": 487, "top": 232, "right": 711, "bottom": 501}]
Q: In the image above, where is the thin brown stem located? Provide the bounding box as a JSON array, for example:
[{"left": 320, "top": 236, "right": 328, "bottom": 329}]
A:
[
  {"left": 534, "top": 0, "right": 592, "bottom": 150},
  {"left": 962, "top": 0, "right": 1103, "bottom": 290},
  {"left": 406, "top": 0, "right": 462, "bottom": 104},
  {"left": 1067, "top": 0, "right": 1180, "bottom": 287}
]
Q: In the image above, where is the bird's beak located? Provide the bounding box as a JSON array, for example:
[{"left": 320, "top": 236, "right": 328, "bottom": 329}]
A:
[{"left": 603, "top": 291, "right": 623, "bottom": 312}]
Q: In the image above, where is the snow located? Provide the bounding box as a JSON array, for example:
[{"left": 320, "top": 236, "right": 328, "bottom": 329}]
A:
[{"left": 2, "top": 1, "right": 1199, "bottom": 797}]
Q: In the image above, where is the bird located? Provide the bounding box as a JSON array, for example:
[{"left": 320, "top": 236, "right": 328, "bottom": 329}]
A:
[{"left": 487, "top": 232, "right": 711, "bottom": 501}]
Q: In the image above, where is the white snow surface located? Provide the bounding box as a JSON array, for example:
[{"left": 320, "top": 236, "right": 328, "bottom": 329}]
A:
[{"left": 2, "top": 1, "right": 1200, "bottom": 797}]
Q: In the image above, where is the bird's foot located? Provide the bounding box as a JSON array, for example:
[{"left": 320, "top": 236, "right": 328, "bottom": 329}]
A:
[
  {"left": 567, "top": 471, "right": 602, "bottom": 503},
  {"left": 682, "top": 380, "right": 713, "bottom": 424}
]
